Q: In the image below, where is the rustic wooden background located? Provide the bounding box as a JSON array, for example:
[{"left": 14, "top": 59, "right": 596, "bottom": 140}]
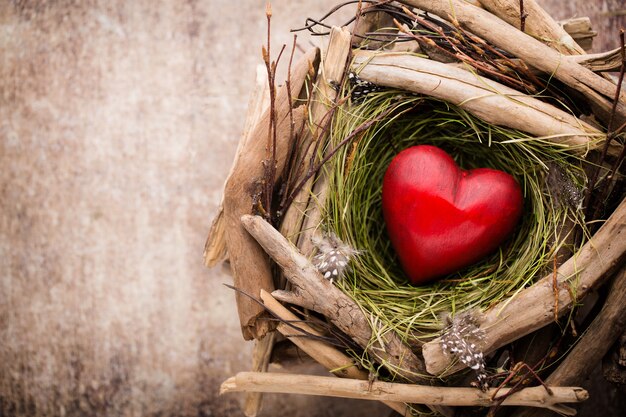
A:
[{"left": 0, "top": 1, "right": 623, "bottom": 416}]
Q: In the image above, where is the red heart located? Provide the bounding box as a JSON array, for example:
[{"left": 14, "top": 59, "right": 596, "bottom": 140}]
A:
[{"left": 382, "top": 145, "right": 523, "bottom": 285}]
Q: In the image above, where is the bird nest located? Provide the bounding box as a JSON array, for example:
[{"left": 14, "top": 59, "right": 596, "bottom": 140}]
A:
[{"left": 209, "top": 1, "right": 626, "bottom": 416}]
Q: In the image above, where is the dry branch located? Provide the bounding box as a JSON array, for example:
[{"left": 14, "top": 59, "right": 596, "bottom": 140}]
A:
[
  {"left": 352, "top": 51, "right": 611, "bottom": 153},
  {"left": 547, "top": 264, "right": 626, "bottom": 386},
  {"left": 222, "top": 48, "right": 320, "bottom": 340},
  {"left": 260, "top": 290, "right": 408, "bottom": 416},
  {"left": 296, "top": 27, "right": 352, "bottom": 257},
  {"left": 204, "top": 65, "right": 270, "bottom": 268},
  {"left": 240, "top": 214, "right": 429, "bottom": 383},
  {"left": 397, "top": 0, "right": 626, "bottom": 124},
  {"left": 423, "top": 197, "right": 626, "bottom": 375},
  {"left": 221, "top": 372, "right": 588, "bottom": 414},
  {"left": 513, "top": 266, "right": 626, "bottom": 417},
  {"left": 260, "top": 290, "right": 365, "bottom": 379},
  {"left": 560, "top": 18, "right": 597, "bottom": 53},
  {"left": 569, "top": 46, "right": 626, "bottom": 73},
  {"left": 243, "top": 332, "right": 276, "bottom": 417},
  {"left": 279, "top": 27, "right": 351, "bottom": 250},
  {"left": 478, "top": 0, "right": 584, "bottom": 55}
]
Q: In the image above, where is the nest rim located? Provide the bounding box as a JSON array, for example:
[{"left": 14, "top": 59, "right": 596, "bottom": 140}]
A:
[{"left": 322, "top": 88, "right": 588, "bottom": 358}]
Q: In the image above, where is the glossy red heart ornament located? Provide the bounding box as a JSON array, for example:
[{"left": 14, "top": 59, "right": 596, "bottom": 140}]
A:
[{"left": 382, "top": 145, "right": 523, "bottom": 285}]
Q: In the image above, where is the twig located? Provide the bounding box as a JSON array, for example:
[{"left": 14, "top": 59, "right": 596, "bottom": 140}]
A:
[
  {"left": 221, "top": 372, "right": 588, "bottom": 414},
  {"left": 394, "top": 14, "right": 537, "bottom": 94},
  {"left": 519, "top": 0, "right": 528, "bottom": 32},
  {"left": 547, "top": 264, "right": 626, "bottom": 386},
  {"left": 278, "top": 27, "right": 351, "bottom": 247},
  {"left": 260, "top": 290, "right": 408, "bottom": 416},
  {"left": 262, "top": 2, "right": 275, "bottom": 220},
  {"left": 487, "top": 360, "right": 551, "bottom": 417},
  {"left": 284, "top": 104, "right": 397, "bottom": 212},
  {"left": 286, "top": 34, "right": 297, "bottom": 179}
]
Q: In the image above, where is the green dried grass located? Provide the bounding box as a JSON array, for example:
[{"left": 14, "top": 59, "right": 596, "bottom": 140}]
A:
[{"left": 322, "top": 90, "right": 588, "bottom": 350}]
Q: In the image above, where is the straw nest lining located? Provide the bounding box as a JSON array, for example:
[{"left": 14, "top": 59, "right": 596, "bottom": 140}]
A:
[{"left": 323, "top": 87, "right": 587, "bottom": 349}]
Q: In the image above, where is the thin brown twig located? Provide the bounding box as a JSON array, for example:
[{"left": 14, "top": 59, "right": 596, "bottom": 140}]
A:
[
  {"left": 519, "top": 0, "right": 528, "bottom": 32},
  {"left": 397, "top": 7, "right": 540, "bottom": 94},
  {"left": 278, "top": 61, "right": 317, "bottom": 218},
  {"left": 587, "top": 30, "right": 626, "bottom": 223},
  {"left": 287, "top": 35, "right": 297, "bottom": 151},
  {"left": 486, "top": 358, "right": 555, "bottom": 417},
  {"left": 262, "top": 2, "right": 276, "bottom": 221},
  {"left": 261, "top": 2, "right": 290, "bottom": 223},
  {"left": 284, "top": 105, "right": 398, "bottom": 209},
  {"left": 304, "top": 7, "right": 360, "bottom": 180},
  {"left": 279, "top": 34, "right": 298, "bottom": 215}
]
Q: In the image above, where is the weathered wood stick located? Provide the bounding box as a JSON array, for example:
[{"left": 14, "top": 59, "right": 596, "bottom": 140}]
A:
[
  {"left": 548, "top": 264, "right": 626, "bottom": 386},
  {"left": 567, "top": 46, "right": 626, "bottom": 73},
  {"left": 243, "top": 332, "right": 276, "bottom": 417},
  {"left": 423, "top": 196, "right": 626, "bottom": 375},
  {"left": 353, "top": 51, "right": 614, "bottom": 154},
  {"left": 279, "top": 27, "right": 351, "bottom": 248},
  {"left": 477, "top": 0, "right": 584, "bottom": 55},
  {"left": 220, "top": 372, "right": 588, "bottom": 414},
  {"left": 260, "top": 290, "right": 365, "bottom": 379},
  {"left": 222, "top": 48, "right": 320, "bottom": 340},
  {"left": 512, "top": 266, "right": 626, "bottom": 417},
  {"left": 560, "top": 18, "right": 597, "bottom": 53},
  {"left": 397, "top": 0, "right": 626, "bottom": 123},
  {"left": 204, "top": 65, "right": 270, "bottom": 268},
  {"left": 260, "top": 290, "right": 408, "bottom": 416},
  {"left": 240, "top": 214, "right": 429, "bottom": 383},
  {"left": 296, "top": 27, "right": 353, "bottom": 258}
]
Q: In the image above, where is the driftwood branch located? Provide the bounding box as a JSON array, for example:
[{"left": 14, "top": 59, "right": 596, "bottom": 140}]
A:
[
  {"left": 478, "top": 0, "right": 584, "bottom": 55},
  {"left": 221, "top": 372, "right": 588, "bottom": 414},
  {"left": 296, "top": 27, "right": 352, "bottom": 258},
  {"left": 547, "top": 264, "right": 626, "bottom": 386},
  {"left": 240, "top": 214, "right": 428, "bottom": 383},
  {"left": 279, "top": 26, "right": 351, "bottom": 254},
  {"left": 260, "top": 290, "right": 408, "bottom": 416},
  {"left": 204, "top": 65, "right": 270, "bottom": 268},
  {"left": 243, "top": 332, "right": 276, "bottom": 417},
  {"left": 568, "top": 46, "right": 626, "bottom": 73},
  {"left": 513, "top": 266, "right": 626, "bottom": 417},
  {"left": 423, "top": 196, "right": 626, "bottom": 375},
  {"left": 397, "top": 0, "right": 626, "bottom": 124},
  {"left": 221, "top": 48, "right": 320, "bottom": 340},
  {"left": 352, "top": 51, "right": 616, "bottom": 155},
  {"left": 560, "top": 18, "right": 597, "bottom": 53}
]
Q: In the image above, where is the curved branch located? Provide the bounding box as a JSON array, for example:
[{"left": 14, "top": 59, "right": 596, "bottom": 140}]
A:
[{"left": 423, "top": 196, "right": 626, "bottom": 375}]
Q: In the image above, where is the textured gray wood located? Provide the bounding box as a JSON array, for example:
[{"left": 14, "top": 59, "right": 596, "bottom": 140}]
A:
[{"left": 537, "top": 0, "right": 626, "bottom": 52}]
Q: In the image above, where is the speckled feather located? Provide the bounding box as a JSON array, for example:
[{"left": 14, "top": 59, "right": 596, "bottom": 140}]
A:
[
  {"left": 440, "top": 312, "right": 488, "bottom": 390},
  {"left": 311, "top": 233, "right": 360, "bottom": 285}
]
